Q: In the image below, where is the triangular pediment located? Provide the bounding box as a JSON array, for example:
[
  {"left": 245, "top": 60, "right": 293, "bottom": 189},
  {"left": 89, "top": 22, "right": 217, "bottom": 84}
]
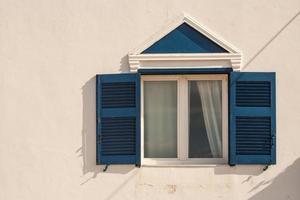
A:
[
  {"left": 142, "top": 22, "right": 228, "bottom": 54},
  {"left": 130, "top": 14, "right": 240, "bottom": 54},
  {"left": 128, "top": 14, "right": 242, "bottom": 72}
]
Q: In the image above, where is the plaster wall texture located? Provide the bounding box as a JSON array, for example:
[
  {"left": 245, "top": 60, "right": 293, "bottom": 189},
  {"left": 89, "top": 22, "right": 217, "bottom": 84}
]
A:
[{"left": 0, "top": 0, "right": 300, "bottom": 199}]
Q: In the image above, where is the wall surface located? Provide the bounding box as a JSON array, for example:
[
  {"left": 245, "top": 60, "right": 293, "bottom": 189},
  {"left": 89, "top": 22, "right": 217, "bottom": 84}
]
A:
[{"left": 0, "top": 0, "right": 300, "bottom": 199}]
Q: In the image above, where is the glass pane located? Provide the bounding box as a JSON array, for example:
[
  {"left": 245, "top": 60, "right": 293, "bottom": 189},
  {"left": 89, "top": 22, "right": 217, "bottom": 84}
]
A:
[
  {"left": 144, "top": 81, "right": 177, "bottom": 158},
  {"left": 189, "top": 80, "right": 222, "bottom": 158}
]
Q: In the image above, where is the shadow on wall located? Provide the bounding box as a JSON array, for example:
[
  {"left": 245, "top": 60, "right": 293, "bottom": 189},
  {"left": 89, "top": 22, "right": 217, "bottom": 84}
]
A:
[
  {"left": 79, "top": 54, "right": 298, "bottom": 186},
  {"left": 249, "top": 158, "right": 300, "bottom": 200},
  {"left": 77, "top": 54, "right": 269, "bottom": 185},
  {"left": 76, "top": 56, "right": 133, "bottom": 185},
  {"left": 214, "top": 165, "right": 265, "bottom": 176},
  {"left": 119, "top": 55, "right": 130, "bottom": 72}
]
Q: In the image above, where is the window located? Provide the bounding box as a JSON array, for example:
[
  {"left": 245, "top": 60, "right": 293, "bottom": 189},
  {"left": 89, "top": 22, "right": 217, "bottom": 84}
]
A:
[
  {"left": 141, "top": 75, "right": 228, "bottom": 165},
  {"left": 96, "top": 71, "right": 276, "bottom": 166}
]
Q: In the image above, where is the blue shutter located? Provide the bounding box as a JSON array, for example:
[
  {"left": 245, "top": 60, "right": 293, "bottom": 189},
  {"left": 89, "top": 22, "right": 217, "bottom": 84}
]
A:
[
  {"left": 230, "top": 72, "right": 276, "bottom": 165},
  {"left": 96, "top": 73, "right": 140, "bottom": 165}
]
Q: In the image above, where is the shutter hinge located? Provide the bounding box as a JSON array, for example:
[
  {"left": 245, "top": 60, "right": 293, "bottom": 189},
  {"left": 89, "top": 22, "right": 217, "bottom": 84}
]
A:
[
  {"left": 97, "top": 135, "right": 101, "bottom": 143},
  {"left": 263, "top": 165, "right": 270, "bottom": 171},
  {"left": 103, "top": 164, "right": 109, "bottom": 172},
  {"left": 271, "top": 135, "right": 275, "bottom": 146}
]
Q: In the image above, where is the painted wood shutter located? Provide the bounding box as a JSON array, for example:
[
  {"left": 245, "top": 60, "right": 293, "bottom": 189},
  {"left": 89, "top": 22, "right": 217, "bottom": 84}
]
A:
[
  {"left": 96, "top": 73, "right": 140, "bottom": 165},
  {"left": 229, "top": 72, "right": 276, "bottom": 165}
]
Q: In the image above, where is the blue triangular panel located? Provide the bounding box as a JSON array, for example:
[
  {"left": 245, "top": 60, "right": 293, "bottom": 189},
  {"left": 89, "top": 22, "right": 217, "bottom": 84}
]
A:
[{"left": 142, "top": 23, "right": 228, "bottom": 54}]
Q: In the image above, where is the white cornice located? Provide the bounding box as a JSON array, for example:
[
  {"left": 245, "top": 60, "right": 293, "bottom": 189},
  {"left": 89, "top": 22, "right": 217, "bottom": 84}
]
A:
[
  {"left": 129, "top": 53, "right": 241, "bottom": 61},
  {"left": 129, "top": 53, "right": 242, "bottom": 71}
]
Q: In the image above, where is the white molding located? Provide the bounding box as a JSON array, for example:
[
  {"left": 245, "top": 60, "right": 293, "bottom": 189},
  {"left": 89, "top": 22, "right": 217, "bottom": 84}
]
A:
[
  {"left": 128, "top": 13, "right": 242, "bottom": 72},
  {"left": 129, "top": 53, "right": 242, "bottom": 71}
]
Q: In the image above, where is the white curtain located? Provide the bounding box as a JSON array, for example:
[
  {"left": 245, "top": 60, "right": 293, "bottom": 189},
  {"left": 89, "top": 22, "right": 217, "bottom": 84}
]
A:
[{"left": 197, "top": 81, "right": 222, "bottom": 158}]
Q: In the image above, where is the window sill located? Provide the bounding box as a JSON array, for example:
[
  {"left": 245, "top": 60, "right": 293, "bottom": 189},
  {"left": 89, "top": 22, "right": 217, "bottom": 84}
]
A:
[
  {"left": 141, "top": 158, "right": 228, "bottom": 167},
  {"left": 141, "top": 163, "right": 227, "bottom": 168}
]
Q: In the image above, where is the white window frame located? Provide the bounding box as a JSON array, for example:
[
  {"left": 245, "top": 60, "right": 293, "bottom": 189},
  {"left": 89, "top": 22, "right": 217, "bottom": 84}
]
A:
[{"left": 141, "top": 74, "right": 228, "bottom": 166}]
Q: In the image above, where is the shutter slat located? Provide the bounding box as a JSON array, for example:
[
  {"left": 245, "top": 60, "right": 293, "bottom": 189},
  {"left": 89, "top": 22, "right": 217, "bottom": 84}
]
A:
[
  {"left": 101, "top": 80, "right": 136, "bottom": 109},
  {"left": 235, "top": 80, "right": 271, "bottom": 107}
]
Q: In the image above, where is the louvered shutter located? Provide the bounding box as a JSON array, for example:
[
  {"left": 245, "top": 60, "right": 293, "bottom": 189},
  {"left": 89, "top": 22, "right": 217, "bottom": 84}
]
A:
[
  {"left": 229, "top": 72, "right": 276, "bottom": 165},
  {"left": 96, "top": 73, "right": 140, "bottom": 165}
]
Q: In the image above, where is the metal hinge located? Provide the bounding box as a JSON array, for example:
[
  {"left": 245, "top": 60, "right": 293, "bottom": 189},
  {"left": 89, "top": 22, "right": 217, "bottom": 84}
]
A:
[{"left": 271, "top": 135, "right": 275, "bottom": 146}]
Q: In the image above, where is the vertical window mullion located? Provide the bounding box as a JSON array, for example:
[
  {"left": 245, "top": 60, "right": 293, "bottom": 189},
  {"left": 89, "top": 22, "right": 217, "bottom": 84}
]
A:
[{"left": 178, "top": 77, "right": 189, "bottom": 160}]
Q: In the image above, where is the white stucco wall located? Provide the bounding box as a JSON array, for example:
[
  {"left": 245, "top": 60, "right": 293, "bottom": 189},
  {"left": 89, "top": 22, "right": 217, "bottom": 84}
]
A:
[{"left": 0, "top": 0, "right": 300, "bottom": 199}]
